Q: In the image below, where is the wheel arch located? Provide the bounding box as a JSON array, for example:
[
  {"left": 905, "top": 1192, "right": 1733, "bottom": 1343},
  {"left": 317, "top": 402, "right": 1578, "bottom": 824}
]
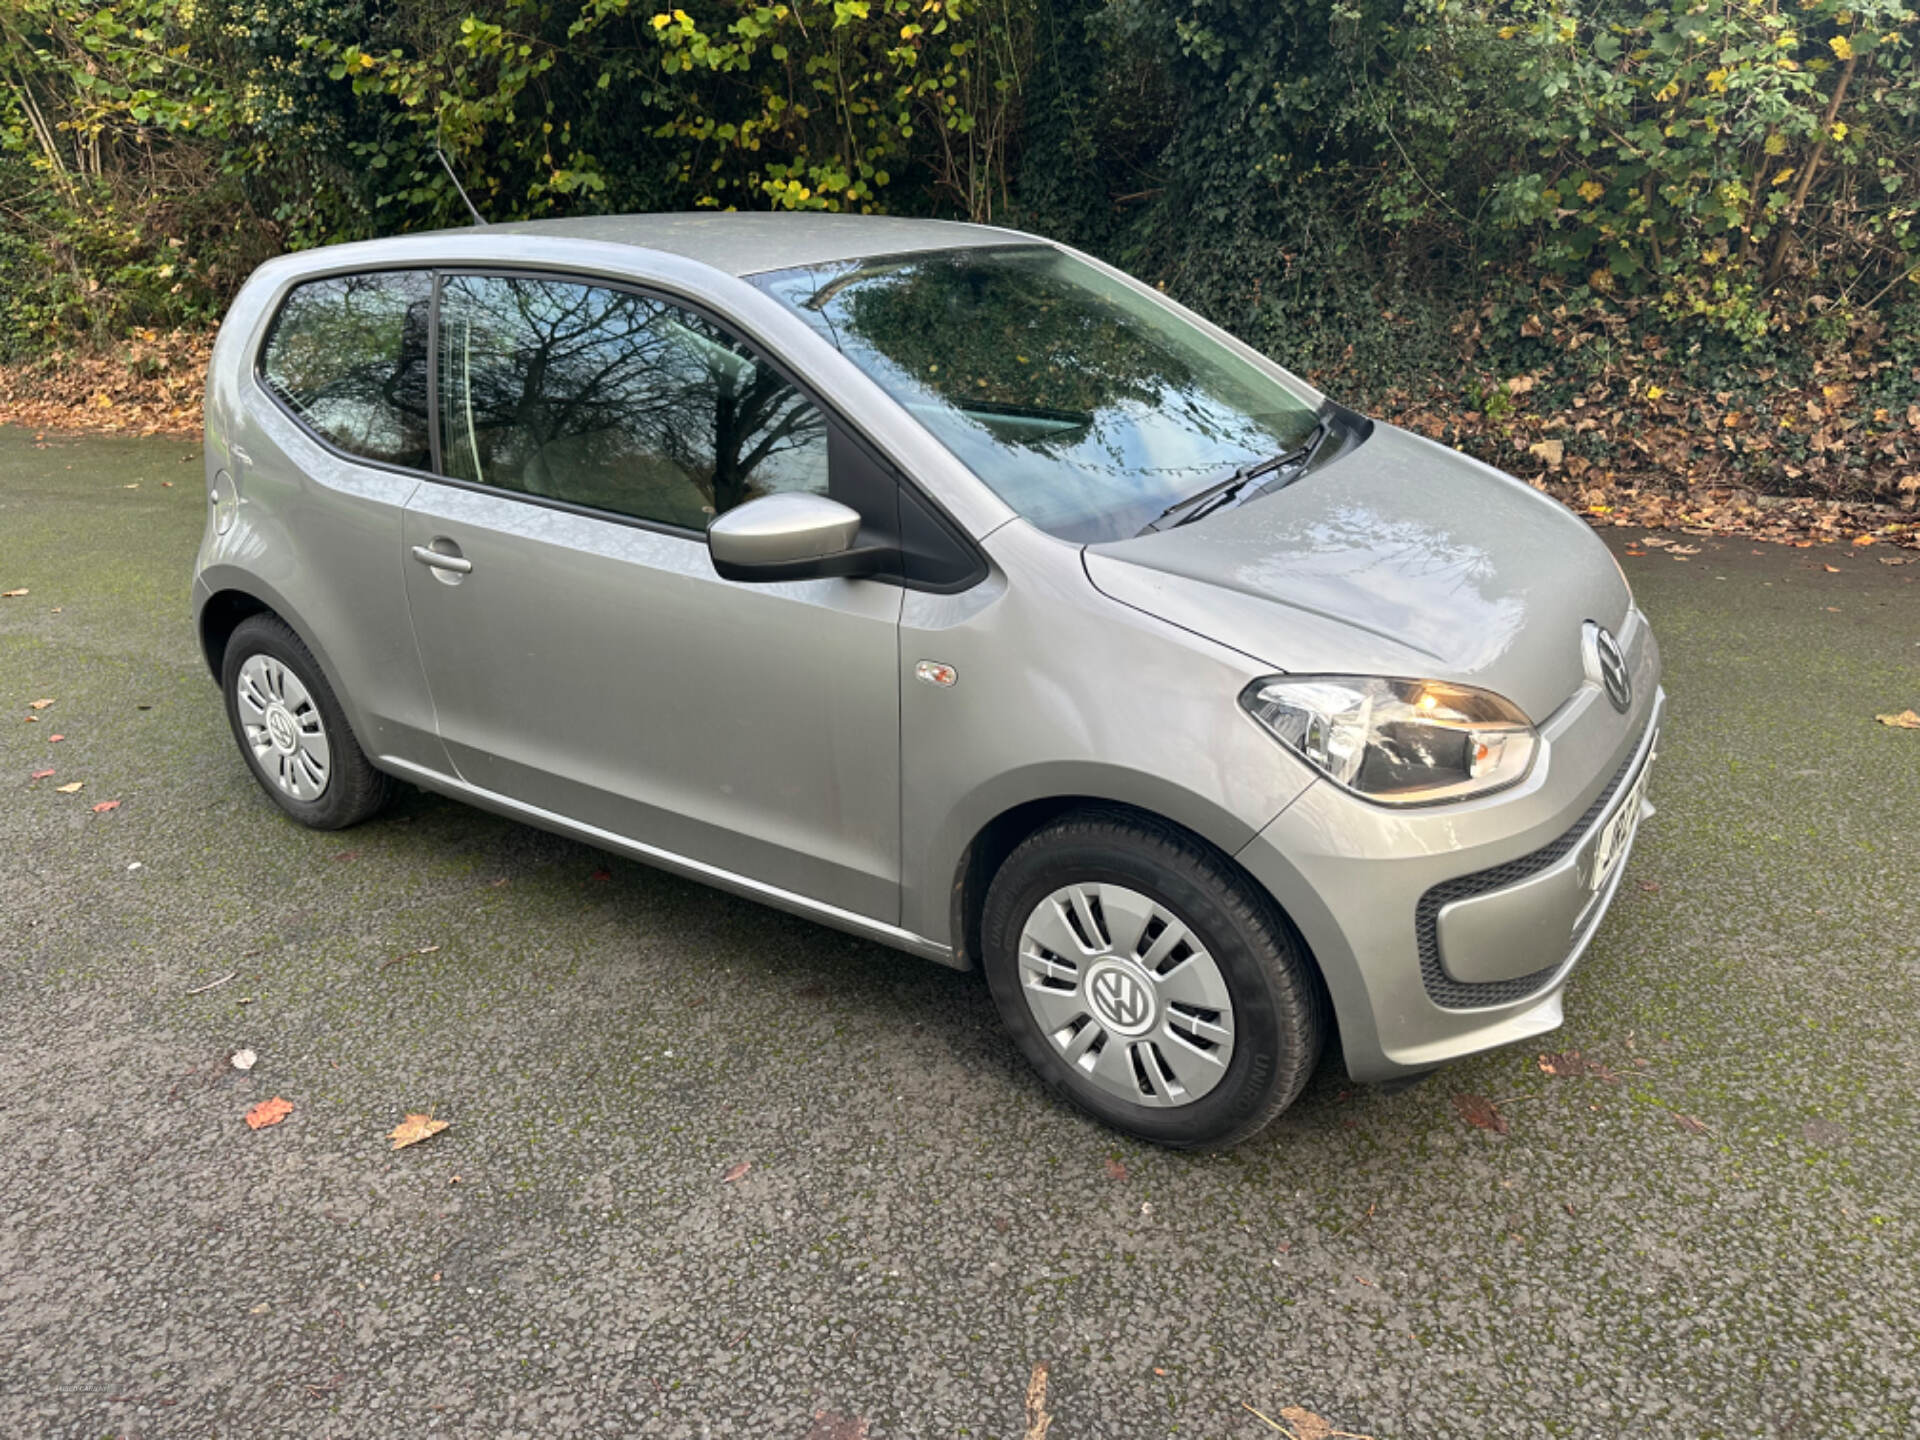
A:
[
  {"left": 193, "top": 571, "right": 367, "bottom": 742},
  {"left": 945, "top": 791, "right": 1333, "bottom": 1032}
]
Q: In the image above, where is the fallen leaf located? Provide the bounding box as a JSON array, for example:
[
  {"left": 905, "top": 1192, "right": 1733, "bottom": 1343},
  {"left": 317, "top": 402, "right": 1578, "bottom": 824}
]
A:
[
  {"left": 1673, "top": 1113, "right": 1709, "bottom": 1135},
  {"left": 590, "top": 867, "right": 612, "bottom": 882},
  {"left": 28, "top": 698, "right": 54, "bottom": 710},
  {"left": 55, "top": 781, "right": 83, "bottom": 793},
  {"left": 1538, "top": 1050, "right": 1619, "bottom": 1082},
  {"left": 1852, "top": 534, "right": 1876, "bottom": 546},
  {"left": 1024, "top": 1362, "right": 1052, "bottom": 1440},
  {"left": 1103, "top": 1157, "right": 1128, "bottom": 1181},
  {"left": 1637, "top": 879, "right": 1662, "bottom": 893},
  {"left": 245, "top": 1096, "right": 293, "bottom": 1130},
  {"left": 1527, "top": 438, "right": 1564, "bottom": 467},
  {"left": 804, "top": 1412, "right": 869, "bottom": 1440},
  {"left": 47, "top": 734, "right": 64, "bottom": 743},
  {"left": 389, "top": 1113, "right": 450, "bottom": 1150},
  {"left": 1, "top": 589, "right": 27, "bottom": 598},
  {"left": 1875, "top": 710, "right": 1920, "bottom": 729},
  {"left": 231, "top": 1049, "right": 257, "bottom": 1071},
  {"left": 1505, "top": 374, "right": 1536, "bottom": 397},
  {"left": 1242, "top": 1403, "right": 1377, "bottom": 1439},
  {"left": 1668, "top": 543, "right": 1702, "bottom": 555},
  {"left": 31, "top": 768, "right": 54, "bottom": 780},
  {"left": 1824, "top": 564, "right": 1841, "bottom": 573},
  {"left": 722, "top": 1161, "right": 751, "bottom": 1183},
  {"left": 90, "top": 800, "right": 121, "bottom": 813},
  {"left": 1452, "top": 1093, "right": 1509, "bottom": 1134}
]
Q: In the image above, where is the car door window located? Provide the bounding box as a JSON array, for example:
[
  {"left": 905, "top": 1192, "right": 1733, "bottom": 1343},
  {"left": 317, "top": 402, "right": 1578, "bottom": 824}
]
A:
[
  {"left": 436, "top": 274, "right": 829, "bottom": 530},
  {"left": 259, "top": 271, "right": 431, "bottom": 469}
]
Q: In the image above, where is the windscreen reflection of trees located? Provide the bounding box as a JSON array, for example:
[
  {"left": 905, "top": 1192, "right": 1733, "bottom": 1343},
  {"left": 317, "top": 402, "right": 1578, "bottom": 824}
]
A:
[
  {"left": 788, "top": 249, "right": 1316, "bottom": 541},
  {"left": 440, "top": 277, "right": 825, "bottom": 524},
  {"left": 264, "top": 274, "right": 430, "bottom": 469}
]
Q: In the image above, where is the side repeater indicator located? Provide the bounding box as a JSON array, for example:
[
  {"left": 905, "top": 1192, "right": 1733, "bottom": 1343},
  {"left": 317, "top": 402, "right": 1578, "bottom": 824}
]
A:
[{"left": 915, "top": 660, "right": 958, "bottom": 688}]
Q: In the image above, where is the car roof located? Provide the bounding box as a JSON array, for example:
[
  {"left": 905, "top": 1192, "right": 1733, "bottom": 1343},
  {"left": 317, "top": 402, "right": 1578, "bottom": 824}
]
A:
[{"left": 454, "top": 212, "right": 1035, "bottom": 277}]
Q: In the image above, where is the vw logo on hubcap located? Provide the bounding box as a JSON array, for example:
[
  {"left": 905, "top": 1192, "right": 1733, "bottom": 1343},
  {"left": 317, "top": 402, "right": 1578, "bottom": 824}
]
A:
[
  {"left": 265, "top": 703, "right": 299, "bottom": 753},
  {"left": 1586, "top": 623, "right": 1632, "bottom": 713},
  {"left": 1085, "top": 960, "right": 1155, "bottom": 1037}
]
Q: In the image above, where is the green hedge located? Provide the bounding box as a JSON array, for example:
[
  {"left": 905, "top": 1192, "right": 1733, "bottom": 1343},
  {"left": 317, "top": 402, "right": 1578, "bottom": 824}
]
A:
[{"left": 4, "top": 0, "right": 1916, "bottom": 374}]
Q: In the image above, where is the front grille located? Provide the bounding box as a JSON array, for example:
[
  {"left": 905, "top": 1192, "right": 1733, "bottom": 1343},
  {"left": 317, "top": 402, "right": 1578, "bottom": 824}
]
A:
[{"left": 1415, "top": 734, "right": 1646, "bottom": 1010}]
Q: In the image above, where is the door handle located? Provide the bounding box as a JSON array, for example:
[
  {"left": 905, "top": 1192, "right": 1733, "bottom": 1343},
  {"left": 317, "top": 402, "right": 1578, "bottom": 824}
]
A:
[{"left": 411, "top": 544, "right": 473, "bottom": 574}]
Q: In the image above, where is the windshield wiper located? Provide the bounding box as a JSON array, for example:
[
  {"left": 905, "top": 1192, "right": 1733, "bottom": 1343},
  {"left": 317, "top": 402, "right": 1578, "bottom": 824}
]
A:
[{"left": 1139, "top": 417, "right": 1331, "bottom": 534}]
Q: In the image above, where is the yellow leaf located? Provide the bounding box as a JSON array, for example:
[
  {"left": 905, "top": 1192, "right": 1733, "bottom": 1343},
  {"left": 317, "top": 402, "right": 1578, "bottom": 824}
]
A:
[
  {"left": 55, "top": 781, "right": 83, "bottom": 793},
  {"left": 1705, "top": 68, "right": 1728, "bottom": 93},
  {"left": 1829, "top": 121, "right": 1848, "bottom": 141},
  {"left": 1829, "top": 35, "right": 1853, "bottom": 61},
  {"left": 389, "top": 1113, "right": 451, "bottom": 1150},
  {"left": 1578, "top": 180, "right": 1605, "bottom": 203},
  {"left": 1875, "top": 709, "right": 1920, "bottom": 729},
  {"left": 1772, "top": 169, "right": 1794, "bottom": 186},
  {"left": 1764, "top": 132, "right": 1787, "bottom": 156},
  {"left": 651, "top": 12, "right": 671, "bottom": 27},
  {"left": 1646, "top": 385, "right": 1664, "bottom": 400}
]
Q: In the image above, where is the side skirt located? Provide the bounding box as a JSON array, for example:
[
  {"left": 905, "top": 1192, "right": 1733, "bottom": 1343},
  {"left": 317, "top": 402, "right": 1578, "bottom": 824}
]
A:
[{"left": 377, "top": 755, "right": 962, "bottom": 969}]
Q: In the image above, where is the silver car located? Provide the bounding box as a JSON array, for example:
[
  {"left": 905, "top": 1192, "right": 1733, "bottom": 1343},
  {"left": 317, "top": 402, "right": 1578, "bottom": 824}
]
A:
[{"left": 195, "top": 214, "right": 1662, "bottom": 1147}]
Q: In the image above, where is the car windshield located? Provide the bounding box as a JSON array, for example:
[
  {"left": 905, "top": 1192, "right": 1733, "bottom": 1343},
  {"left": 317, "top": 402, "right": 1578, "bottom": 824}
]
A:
[{"left": 749, "top": 245, "right": 1323, "bottom": 542}]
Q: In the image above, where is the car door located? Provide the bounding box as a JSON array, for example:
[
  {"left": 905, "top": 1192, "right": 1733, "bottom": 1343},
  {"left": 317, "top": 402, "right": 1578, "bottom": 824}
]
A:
[{"left": 400, "top": 271, "right": 903, "bottom": 922}]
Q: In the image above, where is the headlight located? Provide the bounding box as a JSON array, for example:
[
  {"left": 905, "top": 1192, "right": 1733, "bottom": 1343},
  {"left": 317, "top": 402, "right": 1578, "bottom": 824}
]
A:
[{"left": 1240, "top": 675, "right": 1538, "bottom": 804}]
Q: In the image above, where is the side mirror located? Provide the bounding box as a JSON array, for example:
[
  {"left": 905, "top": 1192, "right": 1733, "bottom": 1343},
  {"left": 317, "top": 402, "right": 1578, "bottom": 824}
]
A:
[{"left": 707, "top": 492, "right": 885, "bottom": 582}]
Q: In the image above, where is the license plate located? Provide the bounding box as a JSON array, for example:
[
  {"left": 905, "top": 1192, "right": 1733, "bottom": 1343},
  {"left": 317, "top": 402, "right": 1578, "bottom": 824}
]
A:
[{"left": 1588, "top": 764, "right": 1651, "bottom": 896}]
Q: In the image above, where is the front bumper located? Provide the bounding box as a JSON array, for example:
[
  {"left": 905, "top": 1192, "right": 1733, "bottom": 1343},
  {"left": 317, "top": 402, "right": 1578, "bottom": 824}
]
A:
[{"left": 1235, "top": 611, "right": 1664, "bottom": 1082}]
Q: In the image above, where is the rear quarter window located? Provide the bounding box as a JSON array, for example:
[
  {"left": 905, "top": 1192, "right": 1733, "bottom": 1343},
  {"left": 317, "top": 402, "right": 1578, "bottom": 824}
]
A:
[{"left": 259, "top": 271, "right": 432, "bottom": 469}]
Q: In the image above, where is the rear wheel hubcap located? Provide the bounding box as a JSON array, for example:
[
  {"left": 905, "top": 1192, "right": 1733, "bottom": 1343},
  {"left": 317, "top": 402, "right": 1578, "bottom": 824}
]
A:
[
  {"left": 1017, "top": 882, "right": 1235, "bottom": 1108},
  {"left": 236, "top": 654, "right": 331, "bottom": 802}
]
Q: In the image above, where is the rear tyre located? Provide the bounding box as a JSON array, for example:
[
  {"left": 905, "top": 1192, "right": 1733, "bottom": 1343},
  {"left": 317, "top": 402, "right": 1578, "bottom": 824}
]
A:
[
  {"left": 981, "top": 807, "right": 1325, "bottom": 1148},
  {"left": 221, "top": 613, "right": 392, "bottom": 830}
]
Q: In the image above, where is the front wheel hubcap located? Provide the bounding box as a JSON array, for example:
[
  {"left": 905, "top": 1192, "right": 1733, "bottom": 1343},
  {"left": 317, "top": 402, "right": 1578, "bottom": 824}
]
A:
[
  {"left": 236, "top": 653, "right": 331, "bottom": 802},
  {"left": 1017, "top": 882, "right": 1235, "bottom": 1108}
]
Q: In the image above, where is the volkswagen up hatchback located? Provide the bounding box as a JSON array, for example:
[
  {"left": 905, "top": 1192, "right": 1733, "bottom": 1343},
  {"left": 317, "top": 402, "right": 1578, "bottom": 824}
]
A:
[{"left": 195, "top": 214, "right": 1662, "bottom": 1147}]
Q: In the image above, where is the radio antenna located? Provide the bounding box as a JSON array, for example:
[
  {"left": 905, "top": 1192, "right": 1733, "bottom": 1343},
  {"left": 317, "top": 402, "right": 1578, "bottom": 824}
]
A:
[{"left": 435, "top": 147, "right": 487, "bottom": 226}]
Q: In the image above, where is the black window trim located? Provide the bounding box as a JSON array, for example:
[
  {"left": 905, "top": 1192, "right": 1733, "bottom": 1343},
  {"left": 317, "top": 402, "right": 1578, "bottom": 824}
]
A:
[{"left": 251, "top": 261, "right": 987, "bottom": 593}]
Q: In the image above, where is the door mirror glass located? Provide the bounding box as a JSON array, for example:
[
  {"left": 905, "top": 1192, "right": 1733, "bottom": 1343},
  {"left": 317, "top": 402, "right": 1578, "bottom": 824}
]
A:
[{"left": 707, "top": 493, "right": 871, "bottom": 581}]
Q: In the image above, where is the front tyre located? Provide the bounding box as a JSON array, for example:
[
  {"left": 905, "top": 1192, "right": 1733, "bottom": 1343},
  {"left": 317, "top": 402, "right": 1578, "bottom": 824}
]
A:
[
  {"left": 221, "top": 613, "right": 392, "bottom": 830},
  {"left": 981, "top": 808, "right": 1325, "bottom": 1148}
]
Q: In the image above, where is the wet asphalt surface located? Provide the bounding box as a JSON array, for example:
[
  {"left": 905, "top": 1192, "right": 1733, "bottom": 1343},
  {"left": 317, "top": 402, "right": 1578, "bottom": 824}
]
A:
[{"left": 2, "top": 427, "right": 1917, "bottom": 1440}]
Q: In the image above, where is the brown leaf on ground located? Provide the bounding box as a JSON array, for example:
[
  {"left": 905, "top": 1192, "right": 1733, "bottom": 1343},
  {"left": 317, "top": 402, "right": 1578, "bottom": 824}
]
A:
[
  {"left": 90, "top": 800, "right": 120, "bottom": 813},
  {"left": 721, "top": 1161, "right": 751, "bottom": 1183},
  {"left": 1023, "top": 1362, "right": 1052, "bottom": 1440},
  {"left": 1875, "top": 710, "right": 1920, "bottom": 729},
  {"left": 1103, "top": 1157, "right": 1127, "bottom": 1181},
  {"left": 28, "top": 698, "right": 54, "bottom": 709},
  {"left": 1242, "top": 1403, "right": 1378, "bottom": 1439},
  {"left": 1452, "top": 1093, "right": 1509, "bottom": 1134},
  {"left": 245, "top": 1096, "right": 293, "bottom": 1130},
  {"left": 1673, "top": 1113, "right": 1710, "bottom": 1135},
  {"left": 47, "top": 733, "right": 64, "bottom": 742},
  {"left": 1, "top": 589, "right": 27, "bottom": 598},
  {"left": 1538, "top": 1050, "right": 1620, "bottom": 1082},
  {"left": 804, "top": 1412, "right": 869, "bottom": 1440},
  {"left": 30, "top": 769, "right": 54, "bottom": 780},
  {"left": 389, "top": 1113, "right": 450, "bottom": 1150}
]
